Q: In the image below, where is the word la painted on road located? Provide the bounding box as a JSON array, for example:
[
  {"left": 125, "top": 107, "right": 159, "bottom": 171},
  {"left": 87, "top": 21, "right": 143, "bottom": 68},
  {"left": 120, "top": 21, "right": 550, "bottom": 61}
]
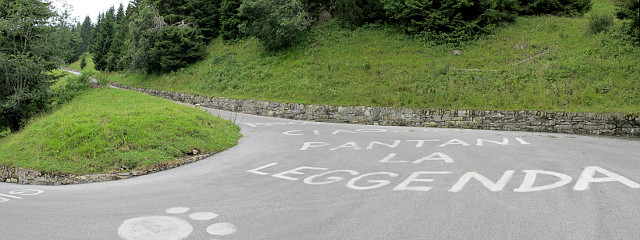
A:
[
  {"left": 0, "top": 189, "right": 44, "bottom": 203},
  {"left": 248, "top": 163, "right": 640, "bottom": 193}
]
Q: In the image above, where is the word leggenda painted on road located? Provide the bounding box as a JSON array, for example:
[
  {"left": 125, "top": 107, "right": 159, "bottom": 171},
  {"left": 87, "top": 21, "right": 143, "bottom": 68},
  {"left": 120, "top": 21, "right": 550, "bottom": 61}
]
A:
[
  {"left": 0, "top": 189, "right": 44, "bottom": 203},
  {"left": 247, "top": 127, "right": 640, "bottom": 194},
  {"left": 248, "top": 163, "right": 640, "bottom": 193}
]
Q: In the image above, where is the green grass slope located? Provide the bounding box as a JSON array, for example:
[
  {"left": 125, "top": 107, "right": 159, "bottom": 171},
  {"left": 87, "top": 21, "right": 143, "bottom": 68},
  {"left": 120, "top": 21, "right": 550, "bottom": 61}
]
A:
[
  {"left": 0, "top": 88, "right": 240, "bottom": 175},
  {"left": 103, "top": 0, "right": 639, "bottom": 113}
]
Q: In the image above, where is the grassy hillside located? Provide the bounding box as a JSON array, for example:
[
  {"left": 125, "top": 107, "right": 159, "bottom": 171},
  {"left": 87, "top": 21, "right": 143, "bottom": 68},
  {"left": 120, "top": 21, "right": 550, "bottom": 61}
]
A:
[
  {"left": 0, "top": 128, "right": 8, "bottom": 137},
  {"left": 0, "top": 87, "right": 240, "bottom": 175},
  {"left": 103, "top": 0, "right": 639, "bottom": 113},
  {"left": 66, "top": 53, "right": 96, "bottom": 72}
]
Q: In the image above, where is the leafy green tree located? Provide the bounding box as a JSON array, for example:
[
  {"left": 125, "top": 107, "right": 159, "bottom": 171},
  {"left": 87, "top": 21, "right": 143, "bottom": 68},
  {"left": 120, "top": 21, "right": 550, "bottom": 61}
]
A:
[
  {"left": 0, "top": 0, "right": 65, "bottom": 132},
  {"left": 124, "top": 1, "right": 208, "bottom": 73},
  {"left": 151, "top": 0, "right": 221, "bottom": 40},
  {"left": 127, "top": 2, "right": 165, "bottom": 72},
  {"left": 220, "top": 0, "right": 243, "bottom": 40},
  {"left": 50, "top": 3, "right": 83, "bottom": 64},
  {"left": 239, "top": 0, "right": 311, "bottom": 51},
  {"left": 617, "top": 0, "right": 640, "bottom": 44}
]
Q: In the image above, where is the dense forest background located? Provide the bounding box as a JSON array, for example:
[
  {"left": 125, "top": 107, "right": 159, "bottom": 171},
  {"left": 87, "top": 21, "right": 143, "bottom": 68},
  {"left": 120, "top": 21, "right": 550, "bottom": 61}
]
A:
[{"left": 1, "top": 0, "right": 639, "bottom": 133}]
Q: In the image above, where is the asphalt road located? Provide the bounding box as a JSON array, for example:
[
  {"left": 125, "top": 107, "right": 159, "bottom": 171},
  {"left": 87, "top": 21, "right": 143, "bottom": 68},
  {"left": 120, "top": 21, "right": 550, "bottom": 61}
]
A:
[{"left": 1, "top": 106, "right": 639, "bottom": 240}]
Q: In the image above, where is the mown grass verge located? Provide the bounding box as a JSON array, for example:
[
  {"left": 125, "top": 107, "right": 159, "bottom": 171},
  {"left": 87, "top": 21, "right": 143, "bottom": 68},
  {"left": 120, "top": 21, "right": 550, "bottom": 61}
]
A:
[
  {"left": 0, "top": 87, "right": 240, "bottom": 175},
  {"left": 102, "top": 0, "right": 639, "bottom": 113}
]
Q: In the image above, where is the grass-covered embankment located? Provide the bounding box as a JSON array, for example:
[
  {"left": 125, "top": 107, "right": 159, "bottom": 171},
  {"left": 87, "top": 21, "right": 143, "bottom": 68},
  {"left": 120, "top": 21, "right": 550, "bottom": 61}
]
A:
[
  {"left": 66, "top": 53, "right": 96, "bottom": 73},
  {"left": 0, "top": 87, "right": 240, "bottom": 175},
  {"left": 0, "top": 128, "right": 9, "bottom": 137},
  {"left": 102, "top": 0, "right": 639, "bottom": 113}
]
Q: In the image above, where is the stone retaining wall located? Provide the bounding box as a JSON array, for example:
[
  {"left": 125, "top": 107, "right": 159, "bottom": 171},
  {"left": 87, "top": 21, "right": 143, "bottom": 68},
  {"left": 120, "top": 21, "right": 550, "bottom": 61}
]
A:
[
  {"left": 1, "top": 154, "right": 212, "bottom": 185},
  {"left": 110, "top": 83, "right": 640, "bottom": 137}
]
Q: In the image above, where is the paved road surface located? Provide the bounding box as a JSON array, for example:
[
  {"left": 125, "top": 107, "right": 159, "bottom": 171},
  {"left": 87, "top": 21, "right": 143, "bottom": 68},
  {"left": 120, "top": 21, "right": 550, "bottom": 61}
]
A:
[{"left": 1, "top": 105, "right": 639, "bottom": 240}]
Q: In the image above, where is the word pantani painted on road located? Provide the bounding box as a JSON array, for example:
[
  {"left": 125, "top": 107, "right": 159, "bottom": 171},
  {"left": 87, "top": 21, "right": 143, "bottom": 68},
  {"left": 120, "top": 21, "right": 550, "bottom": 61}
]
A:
[
  {"left": 245, "top": 127, "right": 640, "bottom": 193},
  {"left": 0, "top": 189, "right": 44, "bottom": 203},
  {"left": 298, "top": 138, "right": 529, "bottom": 163},
  {"left": 248, "top": 164, "right": 640, "bottom": 192},
  {"left": 298, "top": 138, "right": 530, "bottom": 150}
]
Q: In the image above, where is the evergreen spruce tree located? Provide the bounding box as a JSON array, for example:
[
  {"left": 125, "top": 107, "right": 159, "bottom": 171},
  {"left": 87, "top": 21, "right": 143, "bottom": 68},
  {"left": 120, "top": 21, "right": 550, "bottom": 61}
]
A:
[
  {"left": 93, "top": 7, "right": 116, "bottom": 71},
  {"left": 110, "top": 3, "right": 127, "bottom": 71},
  {"left": 80, "top": 16, "right": 93, "bottom": 53},
  {"left": 187, "top": 0, "right": 221, "bottom": 40},
  {"left": 91, "top": 13, "right": 103, "bottom": 54}
]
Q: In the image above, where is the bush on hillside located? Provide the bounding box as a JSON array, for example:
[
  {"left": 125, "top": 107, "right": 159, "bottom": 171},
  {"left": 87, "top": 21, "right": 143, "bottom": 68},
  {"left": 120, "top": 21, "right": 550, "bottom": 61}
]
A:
[
  {"left": 239, "top": 0, "right": 311, "bottom": 51},
  {"left": 616, "top": 0, "right": 640, "bottom": 44},
  {"left": 80, "top": 55, "right": 87, "bottom": 69},
  {"left": 588, "top": 13, "right": 614, "bottom": 35},
  {"left": 51, "top": 73, "right": 90, "bottom": 107},
  {"left": 381, "top": 0, "right": 519, "bottom": 44},
  {"left": 518, "top": 0, "right": 592, "bottom": 16}
]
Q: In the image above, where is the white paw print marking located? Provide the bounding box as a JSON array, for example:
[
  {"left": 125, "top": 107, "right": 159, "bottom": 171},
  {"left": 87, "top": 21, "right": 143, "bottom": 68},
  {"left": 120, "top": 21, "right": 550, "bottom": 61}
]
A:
[{"left": 118, "top": 207, "right": 237, "bottom": 240}]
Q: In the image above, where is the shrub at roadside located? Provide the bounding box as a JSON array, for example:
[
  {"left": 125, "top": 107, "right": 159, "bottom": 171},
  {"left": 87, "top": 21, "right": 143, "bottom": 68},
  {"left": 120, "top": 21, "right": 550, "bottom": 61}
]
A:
[{"left": 50, "top": 73, "right": 90, "bottom": 107}]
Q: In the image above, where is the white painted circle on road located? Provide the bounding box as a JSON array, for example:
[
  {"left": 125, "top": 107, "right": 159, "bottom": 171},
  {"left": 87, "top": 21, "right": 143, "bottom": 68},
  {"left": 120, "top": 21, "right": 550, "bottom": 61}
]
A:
[
  {"left": 118, "top": 216, "right": 193, "bottom": 240},
  {"left": 189, "top": 212, "right": 219, "bottom": 221},
  {"left": 206, "top": 222, "right": 237, "bottom": 236},
  {"left": 165, "top": 207, "right": 190, "bottom": 214}
]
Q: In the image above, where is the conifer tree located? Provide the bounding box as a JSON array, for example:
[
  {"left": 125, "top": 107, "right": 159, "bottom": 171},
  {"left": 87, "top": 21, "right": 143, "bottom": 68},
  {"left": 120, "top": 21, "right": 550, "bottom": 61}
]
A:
[
  {"left": 110, "top": 3, "right": 127, "bottom": 70},
  {"left": 80, "top": 16, "right": 93, "bottom": 53},
  {"left": 93, "top": 7, "right": 116, "bottom": 71}
]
